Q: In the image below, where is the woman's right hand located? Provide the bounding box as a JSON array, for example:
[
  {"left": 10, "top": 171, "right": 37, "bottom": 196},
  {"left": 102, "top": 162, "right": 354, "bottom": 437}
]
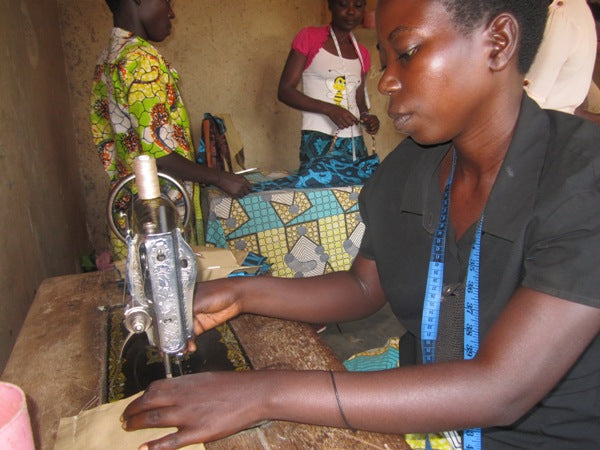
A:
[
  {"left": 214, "top": 171, "right": 252, "bottom": 198},
  {"left": 192, "top": 278, "right": 242, "bottom": 337},
  {"left": 324, "top": 104, "right": 360, "bottom": 130},
  {"left": 122, "top": 370, "right": 273, "bottom": 449}
]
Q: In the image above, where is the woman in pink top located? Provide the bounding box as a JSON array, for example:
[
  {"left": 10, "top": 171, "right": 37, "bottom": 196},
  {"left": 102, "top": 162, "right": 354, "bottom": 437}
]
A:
[{"left": 278, "top": 0, "right": 380, "bottom": 167}]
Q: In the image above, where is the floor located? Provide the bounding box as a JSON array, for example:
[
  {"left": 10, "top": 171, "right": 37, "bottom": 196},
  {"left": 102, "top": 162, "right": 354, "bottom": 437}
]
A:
[{"left": 318, "top": 302, "right": 406, "bottom": 362}]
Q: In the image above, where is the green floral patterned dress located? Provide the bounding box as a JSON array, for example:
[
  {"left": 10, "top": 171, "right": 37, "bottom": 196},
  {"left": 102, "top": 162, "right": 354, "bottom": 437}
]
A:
[{"left": 91, "top": 27, "right": 204, "bottom": 259}]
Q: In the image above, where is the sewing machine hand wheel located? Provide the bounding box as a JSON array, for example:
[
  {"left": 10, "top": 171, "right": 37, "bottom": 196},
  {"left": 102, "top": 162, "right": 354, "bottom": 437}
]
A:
[{"left": 107, "top": 172, "right": 192, "bottom": 243}]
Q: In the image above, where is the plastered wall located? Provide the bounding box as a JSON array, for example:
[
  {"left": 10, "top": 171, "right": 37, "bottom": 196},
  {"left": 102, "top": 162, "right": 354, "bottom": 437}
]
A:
[
  {"left": 0, "top": 0, "right": 88, "bottom": 371},
  {"left": 60, "top": 0, "right": 404, "bottom": 254}
]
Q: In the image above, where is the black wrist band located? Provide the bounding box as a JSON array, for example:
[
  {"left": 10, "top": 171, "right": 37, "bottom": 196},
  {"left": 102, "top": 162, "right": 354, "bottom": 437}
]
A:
[{"left": 329, "top": 369, "right": 356, "bottom": 432}]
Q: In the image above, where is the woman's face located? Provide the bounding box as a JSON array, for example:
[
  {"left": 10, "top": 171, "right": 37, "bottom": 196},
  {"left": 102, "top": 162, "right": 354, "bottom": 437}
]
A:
[
  {"left": 376, "top": 0, "right": 493, "bottom": 145},
  {"left": 139, "top": 0, "right": 175, "bottom": 42},
  {"left": 329, "top": 0, "right": 366, "bottom": 32}
]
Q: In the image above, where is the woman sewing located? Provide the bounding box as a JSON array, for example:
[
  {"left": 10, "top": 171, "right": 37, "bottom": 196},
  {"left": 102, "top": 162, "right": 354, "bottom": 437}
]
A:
[{"left": 122, "top": 1, "right": 600, "bottom": 448}]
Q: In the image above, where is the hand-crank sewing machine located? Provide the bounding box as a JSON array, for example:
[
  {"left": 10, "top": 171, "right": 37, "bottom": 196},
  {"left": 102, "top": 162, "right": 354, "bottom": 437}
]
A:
[{"left": 107, "top": 155, "right": 197, "bottom": 378}]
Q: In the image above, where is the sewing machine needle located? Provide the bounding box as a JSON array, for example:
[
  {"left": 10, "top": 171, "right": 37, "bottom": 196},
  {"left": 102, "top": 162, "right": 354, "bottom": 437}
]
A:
[{"left": 164, "top": 354, "right": 173, "bottom": 379}]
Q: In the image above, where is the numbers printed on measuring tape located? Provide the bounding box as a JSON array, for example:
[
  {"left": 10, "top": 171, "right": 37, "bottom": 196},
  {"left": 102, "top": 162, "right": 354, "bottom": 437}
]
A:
[{"left": 420, "top": 150, "right": 482, "bottom": 450}]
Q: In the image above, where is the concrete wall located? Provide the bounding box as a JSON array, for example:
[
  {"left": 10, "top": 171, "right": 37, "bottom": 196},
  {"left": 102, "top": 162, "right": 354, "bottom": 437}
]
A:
[
  {"left": 61, "top": 0, "right": 404, "bottom": 254},
  {"left": 0, "top": 0, "right": 88, "bottom": 372}
]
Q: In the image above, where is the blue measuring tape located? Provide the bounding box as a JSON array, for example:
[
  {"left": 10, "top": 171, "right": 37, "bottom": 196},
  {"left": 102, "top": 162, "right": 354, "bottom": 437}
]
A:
[{"left": 421, "top": 151, "right": 482, "bottom": 450}]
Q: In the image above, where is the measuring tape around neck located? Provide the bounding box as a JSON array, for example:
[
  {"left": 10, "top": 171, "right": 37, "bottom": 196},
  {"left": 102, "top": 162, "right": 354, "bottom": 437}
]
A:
[
  {"left": 329, "top": 27, "right": 363, "bottom": 161},
  {"left": 421, "top": 150, "right": 482, "bottom": 450}
]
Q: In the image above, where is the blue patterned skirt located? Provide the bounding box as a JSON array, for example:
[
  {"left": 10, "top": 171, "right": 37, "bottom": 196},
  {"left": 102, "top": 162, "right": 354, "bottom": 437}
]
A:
[{"left": 299, "top": 130, "right": 368, "bottom": 166}]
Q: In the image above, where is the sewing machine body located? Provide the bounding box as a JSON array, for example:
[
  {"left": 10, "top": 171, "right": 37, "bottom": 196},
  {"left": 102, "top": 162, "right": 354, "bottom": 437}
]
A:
[
  {"left": 107, "top": 158, "right": 197, "bottom": 376},
  {"left": 126, "top": 227, "right": 196, "bottom": 356}
]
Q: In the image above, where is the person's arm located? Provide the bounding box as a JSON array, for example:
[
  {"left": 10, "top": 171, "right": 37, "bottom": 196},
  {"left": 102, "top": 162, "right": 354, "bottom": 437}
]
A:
[
  {"left": 574, "top": 108, "right": 600, "bottom": 125},
  {"left": 191, "top": 254, "right": 387, "bottom": 335},
  {"left": 91, "top": 66, "right": 121, "bottom": 182},
  {"left": 326, "top": 288, "right": 599, "bottom": 433},
  {"left": 277, "top": 49, "right": 360, "bottom": 130},
  {"left": 122, "top": 284, "right": 599, "bottom": 449},
  {"left": 156, "top": 152, "right": 251, "bottom": 198},
  {"left": 574, "top": 100, "right": 600, "bottom": 126},
  {"left": 524, "top": 6, "right": 575, "bottom": 107},
  {"left": 355, "top": 73, "right": 380, "bottom": 135}
]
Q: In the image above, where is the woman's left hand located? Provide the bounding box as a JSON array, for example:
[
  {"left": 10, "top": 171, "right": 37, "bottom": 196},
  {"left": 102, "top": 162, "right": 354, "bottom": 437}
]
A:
[
  {"left": 361, "top": 114, "right": 380, "bottom": 135},
  {"left": 122, "top": 372, "right": 268, "bottom": 449}
]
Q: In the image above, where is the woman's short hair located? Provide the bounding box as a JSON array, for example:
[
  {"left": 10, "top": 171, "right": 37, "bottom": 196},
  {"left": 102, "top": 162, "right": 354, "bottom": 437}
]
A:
[{"left": 437, "top": 0, "right": 549, "bottom": 74}]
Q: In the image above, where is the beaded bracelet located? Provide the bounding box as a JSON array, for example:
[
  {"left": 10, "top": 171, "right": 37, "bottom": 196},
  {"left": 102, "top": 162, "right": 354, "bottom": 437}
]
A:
[{"left": 329, "top": 369, "right": 356, "bottom": 432}]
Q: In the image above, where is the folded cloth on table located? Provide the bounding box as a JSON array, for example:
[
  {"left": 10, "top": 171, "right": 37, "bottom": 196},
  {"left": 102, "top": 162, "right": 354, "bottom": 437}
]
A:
[
  {"left": 193, "top": 245, "right": 270, "bottom": 281},
  {"left": 54, "top": 392, "right": 205, "bottom": 450},
  {"left": 237, "top": 251, "right": 270, "bottom": 275}
]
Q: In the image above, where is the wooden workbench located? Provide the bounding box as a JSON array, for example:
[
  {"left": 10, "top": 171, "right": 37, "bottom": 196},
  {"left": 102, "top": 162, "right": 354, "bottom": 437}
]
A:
[{"left": 1, "top": 271, "right": 408, "bottom": 449}]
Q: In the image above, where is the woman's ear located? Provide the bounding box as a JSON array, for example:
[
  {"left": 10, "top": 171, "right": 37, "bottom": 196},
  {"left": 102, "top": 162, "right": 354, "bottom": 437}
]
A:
[{"left": 486, "top": 13, "right": 519, "bottom": 72}]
